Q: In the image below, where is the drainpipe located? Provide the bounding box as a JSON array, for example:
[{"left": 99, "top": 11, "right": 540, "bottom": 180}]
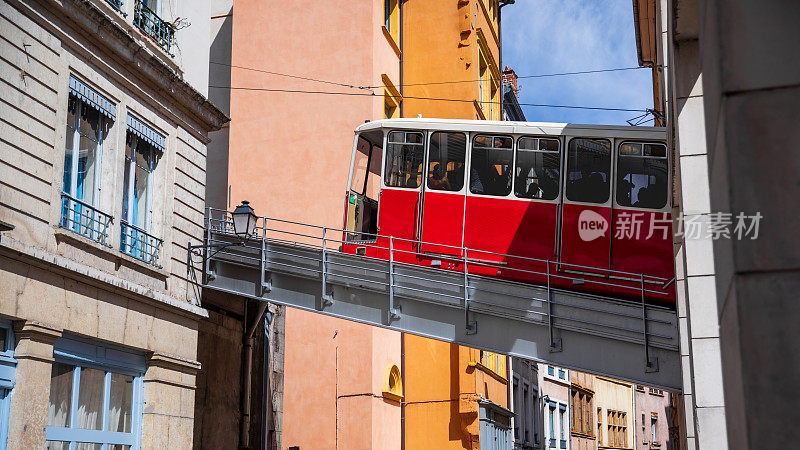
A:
[{"left": 241, "top": 300, "right": 268, "bottom": 448}]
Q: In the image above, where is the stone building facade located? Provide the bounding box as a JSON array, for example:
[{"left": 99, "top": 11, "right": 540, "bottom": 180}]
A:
[{"left": 0, "top": 0, "right": 225, "bottom": 448}]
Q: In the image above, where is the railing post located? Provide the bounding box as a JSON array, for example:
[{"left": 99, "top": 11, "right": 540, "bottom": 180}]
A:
[
  {"left": 260, "top": 219, "right": 268, "bottom": 297},
  {"left": 547, "top": 261, "right": 561, "bottom": 352},
  {"left": 203, "top": 208, "right": 212, "bottom": 281},
  {"left": 641, "top": 273, "right": 657, "bottom": 372},
  {"left": 388, "top": 236, "right": 400, "bottom": 323},
  {"left": 321, "top": 227, "right": 333, "bottom": 308},
  {"left": 464, "top": 248, "right": 476, "bottom": 334}
]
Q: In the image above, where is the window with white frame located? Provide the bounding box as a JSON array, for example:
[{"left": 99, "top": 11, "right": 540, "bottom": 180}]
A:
[
  {"left": 512, "top": 377, "right": 519, "bottom": 440},
  {"left": 559, "top": 404, "right": 567, "bottom": 449},
  {"left": 651, "top": 413, "right": 658, "bottom": 444},
  {"left": 120, "top": 114, "right": 164, "bottom": 266},
  {"left": 0, "top": 320, "right": 16, "bottom": 450},
  {"left": 46, "top": 337, "right": 144, "bottom": 450},
  {"left": 532, "top": 388, "right": 539, "bottom": 444},
  {"left": 548, "top": 402, "right": 555, "bottom": 448},
  {"left": 61, "top": 76, "right": 116, "bottom": 245}
]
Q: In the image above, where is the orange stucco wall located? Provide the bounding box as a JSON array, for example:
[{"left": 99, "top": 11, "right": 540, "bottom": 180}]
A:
[
  {"left": 228, "top": 1, "right": 401, "bottom": 449},
  {"left": 403, "top": 335, "right": 509, "bottom": 450},
  {"left": 401, "top": 2, "right": 506, "bottom": 449},
  {"left": 403, "top": 0, "right": 501, "bottom": 120}
]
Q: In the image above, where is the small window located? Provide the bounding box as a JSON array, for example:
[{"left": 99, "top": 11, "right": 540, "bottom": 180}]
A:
[
  {"left": 470, "top": 135, "right": 512, "bottom": 196},
  {"left": 566, "top": 138, "right": 611, "bottom": 204},
  {"left": 385, "top": 131, "right": 424, "bottom": 188},
  {"left": 515, "top": 137, "right": 560, "bottom": 200},
  {"left": 427, "top": 132, "right": 466, "bottom": 192},
  {"left": 616, "top": 142, "right": 668, "bottom": 209}
]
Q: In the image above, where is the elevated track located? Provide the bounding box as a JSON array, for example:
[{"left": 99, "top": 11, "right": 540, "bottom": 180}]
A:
[{"left": 192, "top": 209, "right": 681, "bottom": 390}]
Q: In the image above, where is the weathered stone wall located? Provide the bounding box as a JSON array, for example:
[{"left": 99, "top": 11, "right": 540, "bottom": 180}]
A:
[{"left": 0, "top": 0, "right": 225, "bottom": 448}]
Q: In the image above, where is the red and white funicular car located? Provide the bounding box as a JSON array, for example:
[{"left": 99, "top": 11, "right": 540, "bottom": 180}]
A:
[{"left": 343, "top": 119, "right": 675, "bottom": 306}]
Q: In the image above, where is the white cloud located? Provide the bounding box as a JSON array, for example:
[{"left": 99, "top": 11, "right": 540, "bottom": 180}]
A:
[{"left": 502, "top": 0, "right": 654, "bottom": 125}]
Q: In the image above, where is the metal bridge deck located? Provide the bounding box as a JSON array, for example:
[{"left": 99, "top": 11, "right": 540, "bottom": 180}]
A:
[{"left": 195, "top": 211, "right": 681, "bottom": 390}]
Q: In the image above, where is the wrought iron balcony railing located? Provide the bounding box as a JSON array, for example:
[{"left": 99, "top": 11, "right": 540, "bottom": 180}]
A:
[
  {"left": 105, "top": 0, "right": 124, "bottom": 14},
  {"left": 60, "top": 193, "right": 114, "bottom": 247},
  {"left": 133, "top": 0, "right": 174, "bottom": 55},
  {"left": 120, "top": 220, "right": 163, "bottom": 267}
]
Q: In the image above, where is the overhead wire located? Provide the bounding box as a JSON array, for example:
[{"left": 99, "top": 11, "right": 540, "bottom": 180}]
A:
[
  {"left": 210, "top": 60, "right": 654, "bottom": 90},
  {"left": 207, "top": 85, "right": 649, "bottom": 113},
  {"left": 209, "top": 61, "right": 374, "bottom": 92}
]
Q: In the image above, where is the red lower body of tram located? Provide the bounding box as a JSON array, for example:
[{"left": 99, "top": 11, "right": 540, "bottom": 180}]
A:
[{"left": 343, "top": 188, "right": 675, "bottom": 306}]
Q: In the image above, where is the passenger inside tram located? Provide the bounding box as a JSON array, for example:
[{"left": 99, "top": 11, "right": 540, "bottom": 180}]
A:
[{"left": 429, "top": 164, "right": 451, "bottom": 190}]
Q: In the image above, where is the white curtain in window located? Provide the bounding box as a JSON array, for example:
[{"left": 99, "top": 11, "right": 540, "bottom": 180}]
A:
[
  {"left": 76, "top": 368, "right": 104, "bottom": 430},
  {"left": 48, "top": 363, "right": 73, "bottom": 428}
]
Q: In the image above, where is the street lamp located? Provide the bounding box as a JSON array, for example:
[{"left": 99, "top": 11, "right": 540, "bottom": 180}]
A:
[
  {"left": 187, "top": 201, "right": 260, "bottom": 278},
  {"left": 231, "top": 200, "right": 257, "bottom": 240}
]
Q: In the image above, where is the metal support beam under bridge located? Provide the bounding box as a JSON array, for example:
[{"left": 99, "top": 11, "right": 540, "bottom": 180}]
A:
[{"left": 192, "top": 209, "right": 681, "bottom": 390}]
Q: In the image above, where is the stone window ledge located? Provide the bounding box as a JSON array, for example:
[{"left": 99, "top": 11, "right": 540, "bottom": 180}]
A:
[
  {"left": 54, "top": 227, "right": 169, "bottom": 281},
  {"left": 1, "top": 235, "right": 207, "bottom": 319}
]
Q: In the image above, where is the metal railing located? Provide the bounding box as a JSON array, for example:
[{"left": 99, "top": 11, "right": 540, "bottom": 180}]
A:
[
  {"left": 60, "top": 193, "right": 114, "bottom": 247},
  {"left": 133, "top": 0, "right": 174, "bottom": 55},
  {"left": 203, "top": 208, "right": 675, "bottom": 353},
  {"left": 105, "top": 0, "right": 124, "bottom": 13},
  {"left": 120, "top": 220, "right": 163, "bottom": 267}
]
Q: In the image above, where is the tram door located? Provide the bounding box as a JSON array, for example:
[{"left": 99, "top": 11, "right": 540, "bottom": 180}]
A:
[
  {"left": 418, "top": 131, "right": 468, "bottom": 257},
  {"left": 378, "top": 130, "right": 425, "bottom": 262},
  {"left": 345, "top": 134, "right": 382, "bottom": 250},
  {"left": 559, "top": 137, "right": 613, "bottom": 273}
]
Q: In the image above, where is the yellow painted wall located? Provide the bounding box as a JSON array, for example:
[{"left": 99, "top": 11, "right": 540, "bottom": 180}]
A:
[
  {"left": 401, "top": 2, "right": 506, "bottom": 449},
  {"left": 595, "top": 377, "right": 636, "bottom": 449},
  {"left": 404, "top": 335, "right": 509, "bottom": 450}
]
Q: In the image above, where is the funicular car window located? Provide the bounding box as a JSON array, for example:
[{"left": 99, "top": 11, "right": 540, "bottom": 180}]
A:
[
  {"left": 514, "top": 137, "right": 560, "bottom": 200},
  {"left": 470, "top": 135, "right": 513, "bottom": 196},
  {"left": 428, "top": 132, "right": 467, "bottom": 191},
  {"left": 385, "top": 131, "right": 425, "bottom": 188},
  {"left": 351, "top": 136, "right": 371, "bottom": 194},
  {"left": 616, "top": 142, "right": 668, "bottom": 209},
  {"left": 566, "top": 138, "right": 611, "bottom": 204}
]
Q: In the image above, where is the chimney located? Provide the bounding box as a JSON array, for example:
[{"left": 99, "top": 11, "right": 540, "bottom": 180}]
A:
[{"left": 502, "top": 66, "right": 519, "bottom": 97}]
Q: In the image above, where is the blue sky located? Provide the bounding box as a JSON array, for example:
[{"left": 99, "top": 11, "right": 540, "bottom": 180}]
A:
[{"left": 502, "top": 0, "right": 654, "bottom": 125}]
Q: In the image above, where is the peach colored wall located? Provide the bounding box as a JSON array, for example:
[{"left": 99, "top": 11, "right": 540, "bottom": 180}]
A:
[
  {"left": 228, "top": 1, "right": 401, "bottom": 449},
  {"left": 282, "top": 308, "right": 401, "bottom": 450},
  {"left": 229, "top": 0, "right": 399, "bottom": 230}
]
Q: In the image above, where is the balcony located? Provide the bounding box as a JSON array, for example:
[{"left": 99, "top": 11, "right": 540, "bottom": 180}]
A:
[
  {"left": 133, "top": 0, "right": 174, "bottom": 55},
  {"left": 105, "top": 0, "right": 124, "bottom": 13},
  {"left": 120, "top": 221, "right": 163, "bottom": 267},
  {"left": 60, "top": 193, "right": 114, "bottom": 247}
]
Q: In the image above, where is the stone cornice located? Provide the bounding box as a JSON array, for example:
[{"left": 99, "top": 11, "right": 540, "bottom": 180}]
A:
[
  {"left": 19, "top": 0, "right": 228, "bottom": 141},
  {"left": 0, "top": 236, "right": 209, "bottom": 320},
  {"left": 13, "top": 320, "right": 64, "bottom": 344},
  {"left": 148, "top": 352, "right": 202, "bottom": 374}
]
